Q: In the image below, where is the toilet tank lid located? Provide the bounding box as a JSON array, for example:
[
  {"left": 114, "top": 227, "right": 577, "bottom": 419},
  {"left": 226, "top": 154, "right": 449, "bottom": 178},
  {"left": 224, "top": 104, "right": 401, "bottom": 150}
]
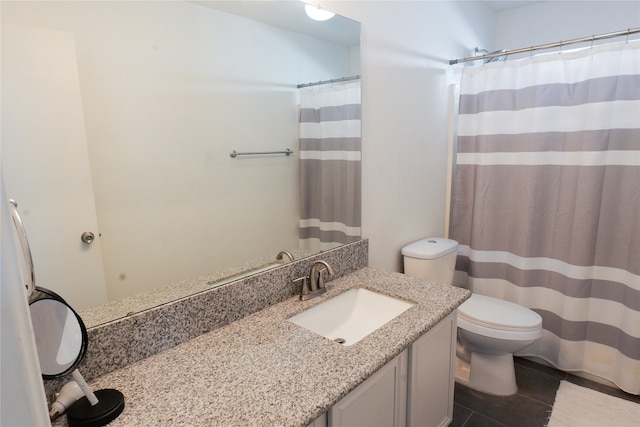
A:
[{"left": 401, "top": 238, "right": 459, "bottom": 259}]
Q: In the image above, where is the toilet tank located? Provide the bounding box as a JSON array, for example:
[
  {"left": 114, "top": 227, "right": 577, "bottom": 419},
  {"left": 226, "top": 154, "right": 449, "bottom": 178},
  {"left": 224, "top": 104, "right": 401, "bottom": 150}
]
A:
[{"left": 402, "top": 238, "right": 459, "bottom": 285}]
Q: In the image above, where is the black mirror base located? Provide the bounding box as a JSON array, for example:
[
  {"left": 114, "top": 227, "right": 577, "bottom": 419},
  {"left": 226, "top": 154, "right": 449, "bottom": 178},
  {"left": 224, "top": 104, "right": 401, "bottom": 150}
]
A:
[{"left": 67, "top": 389, "right": 125, "bottom": 427}]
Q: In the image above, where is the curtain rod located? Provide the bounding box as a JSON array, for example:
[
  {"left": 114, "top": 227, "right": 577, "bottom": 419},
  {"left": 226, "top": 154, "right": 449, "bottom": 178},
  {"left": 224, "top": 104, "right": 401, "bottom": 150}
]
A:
[
  {"left": 449, "top": 27, "right": 640, "bottom": 65},
  {"left": 297, "top": 75, "right": 361, "bottom": 89}
]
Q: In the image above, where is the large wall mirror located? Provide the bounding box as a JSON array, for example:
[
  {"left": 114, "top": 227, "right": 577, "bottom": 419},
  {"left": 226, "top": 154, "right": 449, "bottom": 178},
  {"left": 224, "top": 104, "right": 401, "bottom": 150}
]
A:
[{"left": 1, "top": 1, "right": 361, "bottom": 327}]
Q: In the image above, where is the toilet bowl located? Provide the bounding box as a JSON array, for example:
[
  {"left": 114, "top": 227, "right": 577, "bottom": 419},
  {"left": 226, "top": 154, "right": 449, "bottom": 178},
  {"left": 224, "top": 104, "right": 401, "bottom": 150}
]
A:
[
  {"left": 455, "top": 294, "right": 542, "bottom": 395},
  {"left": 401, "top": 238, "right": 543, "bottom": 396}
]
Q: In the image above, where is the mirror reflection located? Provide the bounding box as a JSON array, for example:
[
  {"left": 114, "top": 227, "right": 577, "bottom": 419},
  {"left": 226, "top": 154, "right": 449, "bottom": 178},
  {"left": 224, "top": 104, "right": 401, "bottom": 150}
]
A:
[{"left": 1, "top": 1, "right": 361, "bottom": 327}]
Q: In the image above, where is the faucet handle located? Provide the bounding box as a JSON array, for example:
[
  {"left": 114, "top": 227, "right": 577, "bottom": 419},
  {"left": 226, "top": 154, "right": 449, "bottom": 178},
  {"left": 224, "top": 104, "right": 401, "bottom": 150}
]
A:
[
  {"left": 293, "top": 276, "right": 310, "bottom": 300},
  {"left": 309, "top": 261, "right": 335, "bottom": 291},
  {"left": 316, "top": 270, "right": 329, "bottom": 290}
]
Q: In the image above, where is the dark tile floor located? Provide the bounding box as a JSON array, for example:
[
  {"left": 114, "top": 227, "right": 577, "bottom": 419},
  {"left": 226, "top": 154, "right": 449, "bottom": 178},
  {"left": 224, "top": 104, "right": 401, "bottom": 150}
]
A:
[{"left": 451, "top": 357, "right": 640, "bottom": 427}]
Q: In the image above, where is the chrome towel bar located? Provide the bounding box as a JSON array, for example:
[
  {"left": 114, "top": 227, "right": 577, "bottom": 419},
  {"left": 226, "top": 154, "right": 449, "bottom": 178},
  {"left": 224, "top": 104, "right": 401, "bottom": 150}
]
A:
[
  {"left": 8, "top": 199, "right": 35, "bottom": 297},
  {"left": 230, "top": 148, "right": 294, "bottom": 158}
]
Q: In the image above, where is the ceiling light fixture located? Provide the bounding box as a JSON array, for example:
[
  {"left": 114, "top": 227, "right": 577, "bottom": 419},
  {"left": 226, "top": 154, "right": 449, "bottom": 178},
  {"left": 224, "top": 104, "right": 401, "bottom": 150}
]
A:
[{"left": 304, "top": 4, "right": 335, "bottom": 21}]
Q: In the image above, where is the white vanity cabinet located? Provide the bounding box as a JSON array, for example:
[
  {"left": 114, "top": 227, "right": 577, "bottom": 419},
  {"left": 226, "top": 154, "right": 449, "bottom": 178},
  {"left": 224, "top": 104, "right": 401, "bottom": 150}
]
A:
[
  {"left": 407, "top": 311, "right": 457, "bottom": 427},
  {"left": 329, "top": 350, "right": 408, "bottom": 427},
  {"left": 309, "top": 311, "right": 457, "bottom": 427}
]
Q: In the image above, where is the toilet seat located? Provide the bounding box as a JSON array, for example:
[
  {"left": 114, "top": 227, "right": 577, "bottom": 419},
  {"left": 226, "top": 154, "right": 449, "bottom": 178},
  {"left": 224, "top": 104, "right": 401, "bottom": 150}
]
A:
[{"left": 457, "top": 294, "right": 542, "bottom": 340}]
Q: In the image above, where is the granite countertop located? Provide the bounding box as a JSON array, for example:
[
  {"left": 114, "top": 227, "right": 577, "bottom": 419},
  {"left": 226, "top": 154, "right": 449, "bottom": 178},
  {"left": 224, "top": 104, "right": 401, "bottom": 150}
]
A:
[{"left": 74, "top": 267, "right": 470, "bottom": 427}]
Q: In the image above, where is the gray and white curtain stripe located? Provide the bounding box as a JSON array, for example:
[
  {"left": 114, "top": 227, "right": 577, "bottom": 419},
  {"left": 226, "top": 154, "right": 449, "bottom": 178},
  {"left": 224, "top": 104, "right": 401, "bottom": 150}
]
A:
[
  {"left": 451, "top": 41, "right": 640, "bottom": 394},
  {"left": 299, "top": 82, "right": 361, "bottom": 250}
]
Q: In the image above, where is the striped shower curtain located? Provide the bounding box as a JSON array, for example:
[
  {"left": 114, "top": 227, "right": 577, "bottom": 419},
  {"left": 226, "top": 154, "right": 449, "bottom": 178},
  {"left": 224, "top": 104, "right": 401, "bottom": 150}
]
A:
[
  {"left": 450, "top": 41, "right": 640, "bottom": 394},
  {"left": 298, "top": 82, "right": 361, "bottom": 250}
]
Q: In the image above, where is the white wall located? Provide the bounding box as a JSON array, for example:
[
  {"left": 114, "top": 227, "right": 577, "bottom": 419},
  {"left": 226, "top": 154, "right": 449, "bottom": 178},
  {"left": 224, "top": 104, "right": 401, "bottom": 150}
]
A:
[
  {"left": 319, "top": 0, "right": 497, "bottom": 272},
  {"left": 496, "top": 1, "right": 640, "bottom": 55},
  {"left": 2, "top": 1, "right": 355, "bottom": 302}
]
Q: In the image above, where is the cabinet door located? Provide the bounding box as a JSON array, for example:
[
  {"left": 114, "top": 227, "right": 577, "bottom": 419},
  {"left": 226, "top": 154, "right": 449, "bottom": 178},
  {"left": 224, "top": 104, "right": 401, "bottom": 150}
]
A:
[
  {"left": 407, "top": 312, "right": 456, "bottom": 427},
  {"left": 330, "top": 350, "right": 407, "bottom": 427}
]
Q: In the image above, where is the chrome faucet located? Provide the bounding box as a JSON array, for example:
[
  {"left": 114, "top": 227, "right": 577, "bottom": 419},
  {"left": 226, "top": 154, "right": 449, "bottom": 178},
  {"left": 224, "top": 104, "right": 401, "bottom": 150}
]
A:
[
  {"left": 276, "top": 250, "right": 294, "bottom": 262},
  {"left": 293, "top": 260, "right": 335, "bottom": 301}
]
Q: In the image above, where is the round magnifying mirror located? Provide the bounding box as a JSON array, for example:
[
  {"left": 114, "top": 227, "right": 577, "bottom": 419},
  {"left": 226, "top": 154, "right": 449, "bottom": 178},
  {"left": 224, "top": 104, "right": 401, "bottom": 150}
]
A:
[
  {"left": 29, "top": 287, "right": 125, "bottom": 426},
  {"left": 28, "top": 287, "right": 88, "bottom": 378}
]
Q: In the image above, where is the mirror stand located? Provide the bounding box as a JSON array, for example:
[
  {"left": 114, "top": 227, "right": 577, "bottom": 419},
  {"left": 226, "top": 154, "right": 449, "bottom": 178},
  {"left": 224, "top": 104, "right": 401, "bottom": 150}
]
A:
[
  {"left": 64, "top": 369, "right": 125, "bottom": 427},
  {"left": 27, "top": 285, "right": 125, "bottom": 426},
  {"left": 63, "top": 370, "right": 125, "bottom": 427}
]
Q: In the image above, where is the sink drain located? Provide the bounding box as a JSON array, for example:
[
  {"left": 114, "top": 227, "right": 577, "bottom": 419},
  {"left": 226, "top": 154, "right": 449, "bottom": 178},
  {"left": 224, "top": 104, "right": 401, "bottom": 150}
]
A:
[{"left": 334, "top": 337, "right": 346, "bottom": 344}]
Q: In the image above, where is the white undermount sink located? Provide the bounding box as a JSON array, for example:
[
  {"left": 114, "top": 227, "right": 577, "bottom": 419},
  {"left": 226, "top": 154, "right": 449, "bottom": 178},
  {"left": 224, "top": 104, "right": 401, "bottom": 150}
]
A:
[{"left": 288, "top": 288, "right": 415, "bottom": 346}]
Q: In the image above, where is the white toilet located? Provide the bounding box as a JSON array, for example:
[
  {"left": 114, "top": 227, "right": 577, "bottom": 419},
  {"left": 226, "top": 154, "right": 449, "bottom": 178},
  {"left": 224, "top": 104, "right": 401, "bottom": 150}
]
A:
[{"left": 402, "top": 237, "right": 542, "bottom": 396}]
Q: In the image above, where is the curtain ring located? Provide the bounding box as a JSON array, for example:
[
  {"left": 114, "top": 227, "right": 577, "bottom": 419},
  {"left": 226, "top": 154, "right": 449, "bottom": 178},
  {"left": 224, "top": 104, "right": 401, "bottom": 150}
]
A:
[
  {"left": 626, "top": 28, "right": 630, "bottom": 44},
  {"left": 590, "top": 36, "right": 595, "bottom": 49}
]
